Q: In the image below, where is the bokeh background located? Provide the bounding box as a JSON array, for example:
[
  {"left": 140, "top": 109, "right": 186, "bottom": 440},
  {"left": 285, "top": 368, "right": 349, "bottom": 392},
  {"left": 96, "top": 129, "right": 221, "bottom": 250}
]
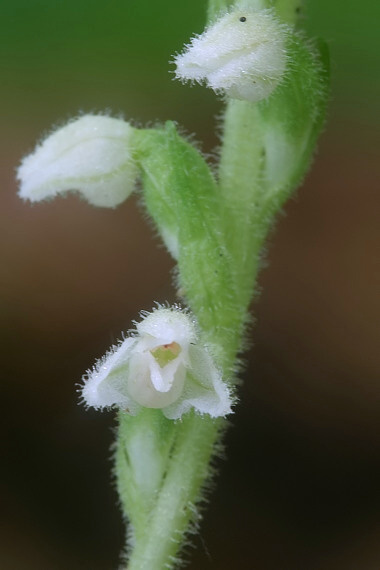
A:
[{"left": 1, "top": 1, "right": 379, "bottom": 568}]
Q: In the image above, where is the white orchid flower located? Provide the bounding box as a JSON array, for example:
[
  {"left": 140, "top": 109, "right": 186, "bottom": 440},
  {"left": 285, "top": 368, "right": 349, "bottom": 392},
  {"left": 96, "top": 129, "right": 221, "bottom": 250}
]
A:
[
  {"left": 174, "top": 6, "right": 288, "bottom": 102},
  {"left": 17, "top": 114, "right": 138, "bottom": 208},
  {"left": 81, "top": 306, "right": 232, "bottom": 420}
]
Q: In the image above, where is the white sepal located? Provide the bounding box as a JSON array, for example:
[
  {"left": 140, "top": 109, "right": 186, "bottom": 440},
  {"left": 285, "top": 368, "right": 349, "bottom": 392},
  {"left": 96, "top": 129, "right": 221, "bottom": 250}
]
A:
[
  {"left": 81, "top": 337, "right": 140, "bottom": 413},
  {"left": 17, "top": 114, "right": 138, "bottom": 208},
  {"left": 81, "top": 306, "right": 232, "bottom": 420},
  {"left": 174, "top": 7, "right": 288, "bottom": 102}
]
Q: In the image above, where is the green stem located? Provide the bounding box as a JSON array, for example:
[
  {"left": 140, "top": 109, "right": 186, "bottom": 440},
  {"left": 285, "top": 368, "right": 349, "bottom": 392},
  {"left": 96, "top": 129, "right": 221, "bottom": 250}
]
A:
[
  {"left": 218, "top": 99, "right": 267, "bottom": 309},
  {"left": 126, "top": 414, "right": 221, "bottom": 569}
]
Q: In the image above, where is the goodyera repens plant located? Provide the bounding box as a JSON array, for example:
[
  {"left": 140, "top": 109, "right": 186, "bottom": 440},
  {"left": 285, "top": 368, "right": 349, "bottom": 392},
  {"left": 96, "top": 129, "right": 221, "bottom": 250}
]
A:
[{"left": 17, "top": 1, "right": 328, "bottom": 568}]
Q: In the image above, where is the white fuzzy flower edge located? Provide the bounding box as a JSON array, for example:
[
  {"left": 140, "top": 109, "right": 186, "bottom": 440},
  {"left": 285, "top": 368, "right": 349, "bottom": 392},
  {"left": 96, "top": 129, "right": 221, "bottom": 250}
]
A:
[{"left": 80, "top": 307, "right": 233, "bottom": 420}]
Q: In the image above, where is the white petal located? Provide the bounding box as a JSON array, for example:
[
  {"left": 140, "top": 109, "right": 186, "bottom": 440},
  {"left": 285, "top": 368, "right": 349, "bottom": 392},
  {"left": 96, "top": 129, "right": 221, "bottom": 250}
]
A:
[
  {"left": 81, "top": 337, "right": 138, "bottom": 411},
  {"left": 17, "top": 114, "right": 138, "bottom": 208},
  {"left": 136, "top": 308, "right": 197, "bottom": 348},
  {"left": 163, "top": 345, "right": 232, "bottom": 420}
]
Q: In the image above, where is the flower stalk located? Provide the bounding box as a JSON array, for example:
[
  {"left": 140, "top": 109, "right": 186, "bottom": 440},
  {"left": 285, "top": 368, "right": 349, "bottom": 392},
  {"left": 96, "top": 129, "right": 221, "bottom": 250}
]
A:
[{"left": 117, "top": 411, "right": 220, "bottom": 570}]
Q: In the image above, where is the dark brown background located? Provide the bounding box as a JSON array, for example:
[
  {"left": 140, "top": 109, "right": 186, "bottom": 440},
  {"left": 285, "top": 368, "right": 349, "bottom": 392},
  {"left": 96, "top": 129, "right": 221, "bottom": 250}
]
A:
[{"left": 1, "top": 1, "right": 379, "bottom": 568}]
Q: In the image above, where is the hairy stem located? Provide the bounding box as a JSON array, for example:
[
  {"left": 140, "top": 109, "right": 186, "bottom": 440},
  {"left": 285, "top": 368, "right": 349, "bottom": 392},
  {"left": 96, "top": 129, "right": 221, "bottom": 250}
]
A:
[
  {"left": 125, "top": 414, "right": 221, "bottom": 569},
  {"left": 218, "top": 99, "right": 267, "bottom": 309}
]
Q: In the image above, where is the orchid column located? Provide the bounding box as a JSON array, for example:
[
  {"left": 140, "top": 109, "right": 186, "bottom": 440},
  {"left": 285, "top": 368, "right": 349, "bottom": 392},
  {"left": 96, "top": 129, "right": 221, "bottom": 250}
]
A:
[{"left": 17, "top": 0, "right": 328, "bottom": 568}]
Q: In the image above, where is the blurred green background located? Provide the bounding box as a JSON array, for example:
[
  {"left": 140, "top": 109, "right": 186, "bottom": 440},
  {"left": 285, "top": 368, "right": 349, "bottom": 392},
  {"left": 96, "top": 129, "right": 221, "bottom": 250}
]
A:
[{"left": 1, "top": 1, "right": 379, "bottom": 568}]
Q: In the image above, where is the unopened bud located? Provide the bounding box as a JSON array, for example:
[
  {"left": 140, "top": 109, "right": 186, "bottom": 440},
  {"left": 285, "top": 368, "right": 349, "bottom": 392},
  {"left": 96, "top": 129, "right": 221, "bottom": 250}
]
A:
[
  {"left": 17, "top": 114, "right": 138, "bottom": 208},
  {"left": 174, "top": 7, "right": 288, "bottom": 102}
]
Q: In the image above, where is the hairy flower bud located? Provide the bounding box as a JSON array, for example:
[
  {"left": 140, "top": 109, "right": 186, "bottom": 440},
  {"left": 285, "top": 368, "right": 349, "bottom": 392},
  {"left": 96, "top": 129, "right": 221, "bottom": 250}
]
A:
[
  {"left": 174, "top": 7, "right": 288, "bottom": 102},
  {"left": 81, "top": 306, "right": 232, "bottom": 420},
  {"left": 17, "top": 114, "right": 138, "bottom": 207}
]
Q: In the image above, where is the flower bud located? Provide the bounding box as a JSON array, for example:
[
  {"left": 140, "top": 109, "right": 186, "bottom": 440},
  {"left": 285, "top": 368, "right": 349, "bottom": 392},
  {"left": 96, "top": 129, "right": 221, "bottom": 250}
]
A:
[
  {"left": 17, "top": 114, "right": 138, "bottom": 208},
  {"left": 81, "top": 306, "right": 232, "bottom": 420},
  {"left": 174, "top": 7, "right": 288, "bottom": 102}
]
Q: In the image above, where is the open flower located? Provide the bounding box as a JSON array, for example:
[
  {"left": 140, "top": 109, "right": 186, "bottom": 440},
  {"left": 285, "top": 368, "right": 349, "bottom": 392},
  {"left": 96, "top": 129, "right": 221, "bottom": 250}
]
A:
[
  {"left": 17, "top": 114, "right": 138, "bottom": 208},
  {"left": 81, "top": 306, "right": 232, "bottom": 420},
  {"left": 174, "top": 6, "right": 288, "bottom": 102}
]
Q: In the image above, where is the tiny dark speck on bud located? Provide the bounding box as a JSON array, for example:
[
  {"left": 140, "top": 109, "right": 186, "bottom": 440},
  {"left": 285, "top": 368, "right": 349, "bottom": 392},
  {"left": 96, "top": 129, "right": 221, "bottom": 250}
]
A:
[{"left": 239, "top": 16, "right": 247, "bottom": 22}]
